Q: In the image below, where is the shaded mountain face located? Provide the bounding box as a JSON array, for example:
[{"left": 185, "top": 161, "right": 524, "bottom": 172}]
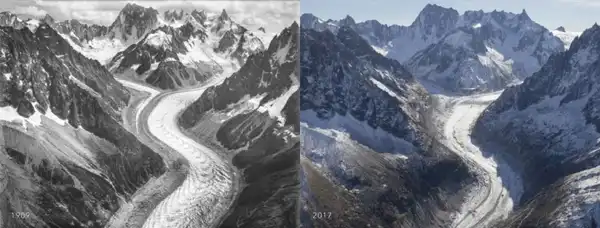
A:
[
  {"left": 474, "top": 24, "right": 600, "bottom": 227},
  {"left": 107, "top": 3, "right": 159, "bottom": 43},
  {"left": 300, "top": 4, "right": 460, "bottom": 62},
  {"left": 302, "top": 5, "right": 564, "bottom": 94},
  {"left": 406, "top": 9, "right": 563, "bottom": 93},
  {"left": 54, "top": 19, "right": 108, "bottom": 43},
  {"left": 41, "top": 14, "right": 54, "bottom": 24},
  {"left": 299, "top": 27, "right": 474, "bottom": 228},
  {"left": 0, "top": 12, "right": 26, "bottom": 29},
  {"left": 164, "top": 9, "right": 185, "bottom": 22},
  {"left": 107, "top": 25, "right": 210, "bottom": 90},
  {"left": 0, "top": 24, "right": 165, "bottom": 228},
  {"left": 107, "top": 9, "right": 264, "bottom": 90},
  {"left": 178, "top": 23, "right": 299, "bottom": 228},
  {"left": 300, "top": 26, "right": 427, "bottom": 149}
]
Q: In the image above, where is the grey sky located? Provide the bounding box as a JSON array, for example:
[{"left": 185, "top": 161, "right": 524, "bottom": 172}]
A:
[
  {"left": 301, "top": 0, "right": 599, "bottom": 32},
  {"left": 0, "top": 0, "right": 298, "bottom": 35}
]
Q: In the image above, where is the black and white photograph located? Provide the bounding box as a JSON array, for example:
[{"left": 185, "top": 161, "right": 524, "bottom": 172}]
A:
[{"left": 0, "top": 0, "right": 299, "bottom": 227}]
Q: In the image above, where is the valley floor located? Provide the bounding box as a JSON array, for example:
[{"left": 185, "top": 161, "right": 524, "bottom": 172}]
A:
[
  {"left": 437, "top": 92, "right": 524, "bottom": 228},
  {"left": 117, "top": 78, "right": 239, "bottom": 228}
]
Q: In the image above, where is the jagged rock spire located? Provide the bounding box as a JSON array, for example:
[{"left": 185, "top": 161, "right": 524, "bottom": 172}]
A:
[{"left": 218, "top": 9, "right": 229, "bottom": 21}]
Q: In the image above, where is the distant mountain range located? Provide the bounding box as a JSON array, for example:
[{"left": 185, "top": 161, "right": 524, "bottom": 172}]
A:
[
  {"left": 302, "top": 4, "right": 572, "bottom": 93},
  {"left": 2, "top": 3, "right": 267, "bottom": 90}
]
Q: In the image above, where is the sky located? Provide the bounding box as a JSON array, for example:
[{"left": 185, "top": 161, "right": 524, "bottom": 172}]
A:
[
  {"left": 0, "top": 0, "right": 299, "bottom": 35},
  {"left": 301, "top": 0, "right": 599, "bottom": 32}
]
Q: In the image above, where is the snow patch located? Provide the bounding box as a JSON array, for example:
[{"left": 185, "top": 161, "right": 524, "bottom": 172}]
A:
[
  {"left": 301, "top": 110, "right": 415, "bottom": 156},
  {"left": 145, "top": 31, "right": 172, "bottom": 49},
  {"left": 25, "top": 19, "right": 40, "bottom": 33},
  {"left": 257, "top": 73, "right": 299, "bottom": 124}
]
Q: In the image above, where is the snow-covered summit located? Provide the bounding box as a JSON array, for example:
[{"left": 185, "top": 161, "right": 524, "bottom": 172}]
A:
[
  {"left": 107, "top": 8, "right": 264, "bottom": 89},
  {"left": 552, "top": 26, "right": 581, "bottom": 49},
  {"left": 302, "top": 5, "right": 565, "bottom": 94},
  {"left": 107, "top": 3, "right": 160, "bottom": 44},
  {"left": 406, "top": 8, "right": 564, "bottom": 93},
  {"left": 0, "top": 11, "right": 25, "bottom": 29}
]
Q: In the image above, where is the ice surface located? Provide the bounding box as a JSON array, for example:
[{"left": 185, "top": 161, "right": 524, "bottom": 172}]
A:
[{"left": 438, "top": 92, "right": 524, "bottom": 228}]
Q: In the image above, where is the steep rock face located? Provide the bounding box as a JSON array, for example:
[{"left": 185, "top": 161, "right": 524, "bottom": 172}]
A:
[
  {"left": 210, "top": 10, "right": 265, "bottom": 65},
  {"left": 302, "top": 5, "right": 564, "bottom": 93},
  {"left": 41, "top": 14, "right": 54, "bottom": 25},
  {"left": 163, "top": 9, "right": 185, "bottom": 22},
  {"left": 108, "top": 25, "right": 209, "bottom": 89},
  {"left": 301, "top": 4, "right": 460, "bottom": 62},
  {"left": 178, "top": 23, "right": 299, "bottom": 228},
  {"left": 180, "top": 22, "right": 298, "bottom": 127},
  {"left": 406, "top": 9, "right": 563, "bottom": 93},
  {"left": 0, "top": 24, "right": 165, "bottom": 228},
  {"left": 299, "top": 27, "right": 473, "bottom": 228},
  {"left": 108, "top": 9, "right": 263, "bottom": 90},
  {"left": 0, "top": 12, "right": 25, "bottom": 29},
  {"left": 54, "top": 19, "right": 108, "bottom": 43},
  {"left": 107, "top": 3, "right": 159, "bottom": 44},
  {"left": 474, "top": 24, "right": 600, "bottom": 227},
  {"left": 300, "top": 26, "right": 428, "bottom": 150}
]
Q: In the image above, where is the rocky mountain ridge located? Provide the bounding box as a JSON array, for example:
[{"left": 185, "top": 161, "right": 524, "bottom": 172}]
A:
[
  {"left": 301, "top": 4, "right": 565, "bottom": 93},
  {"left": 107, "top": 8, "right": 264, "bottom": 90},
  {"left": 178, "top": 22, "right": 300, "bottom": 228},
  {"left": 474, "top": 23, "right": 600, "bottom": 227},
  {"left": 299, "top": 25, "right": 474, "bottom": 228},
  {"left": 0, "top": 22, "right": 165, "bottom": 228}
]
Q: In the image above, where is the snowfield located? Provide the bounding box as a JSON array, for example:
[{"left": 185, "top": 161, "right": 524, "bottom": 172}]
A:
[{"left": 440, "top": 92, "right": 524, "bottom": 228}]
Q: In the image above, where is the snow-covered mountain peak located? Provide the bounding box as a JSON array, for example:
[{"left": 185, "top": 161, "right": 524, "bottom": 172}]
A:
[
  {"left": 339, "top": 15, "right": 356, "bottom": 27},
  {"left": 519, "top": 9, "right": 531, "bottom": 21},
  {"left": 552, "top": 26, "right": 582, "bottom": 50},
  {"left": 410, "top": 4, "right": 459, "bottom": 37},
  {"left": 25, "top": 19, "right": 41, "bottom": 33},
  {"left": 299, "top": 13, "right": 321, "bottom": 27},
  {"left": 218, "top": 9, "right": 230, "bottom": 22},
  {"left": 569, "top": 24, "right": 600, "bottom": 54},
  {"left": 0, "top": 11, "right": 25, "bottom": 29},
  {"left": 107, "top": 3, "right": 159, "bottom": 43},
  {"left": 190, "top": 9, "right": 208, "bottom": 25},
  {"left": 107, "top": 7, "right": 265, "bottom": 89},
  {"left": 144, "top": 28, "right": 174, "bottom": 50},
  {"left": 42, "top": 13, "right": 54, "bottom": 24},
  {"left": 164, "top": 9, "right": 185, "bottom": 22},
  {"left": 405, "top": 7, "right": 564, "bottom": 93}
]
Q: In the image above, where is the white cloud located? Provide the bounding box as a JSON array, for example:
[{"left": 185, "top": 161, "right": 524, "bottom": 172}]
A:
[{"left": 13, "top": 5, "right": 47, "bottom": 17}]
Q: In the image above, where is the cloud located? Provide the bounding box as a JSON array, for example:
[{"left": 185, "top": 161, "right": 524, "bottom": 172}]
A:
[{"left": 13, "top": 5, "right": 48, "bottom": 17}]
